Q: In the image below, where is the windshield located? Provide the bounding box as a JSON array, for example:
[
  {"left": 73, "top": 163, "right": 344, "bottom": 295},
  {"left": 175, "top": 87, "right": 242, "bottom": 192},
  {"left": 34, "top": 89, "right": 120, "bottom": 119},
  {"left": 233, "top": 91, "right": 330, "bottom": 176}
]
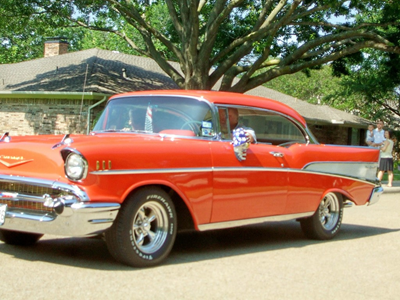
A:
[{"left": 92, "top": 95, "right": 214, "bottom": 137}]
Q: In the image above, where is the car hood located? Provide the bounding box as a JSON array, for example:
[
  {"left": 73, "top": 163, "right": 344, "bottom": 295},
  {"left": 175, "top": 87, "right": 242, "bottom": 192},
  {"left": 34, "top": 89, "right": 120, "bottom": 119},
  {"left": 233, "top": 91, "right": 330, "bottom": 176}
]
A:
[
  {"left": 0, "top": 134, "right": 70, "bottom": 180},
  {"left": 0, "top": 133, "right": 211, "bottom": 181}
]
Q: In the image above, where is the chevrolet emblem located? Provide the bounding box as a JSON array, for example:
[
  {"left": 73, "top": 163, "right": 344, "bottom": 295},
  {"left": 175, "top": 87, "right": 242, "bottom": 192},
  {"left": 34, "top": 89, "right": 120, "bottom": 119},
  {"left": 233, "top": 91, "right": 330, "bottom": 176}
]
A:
[{"left": 0, "top": 159, "right": 33, "bottom": 168}]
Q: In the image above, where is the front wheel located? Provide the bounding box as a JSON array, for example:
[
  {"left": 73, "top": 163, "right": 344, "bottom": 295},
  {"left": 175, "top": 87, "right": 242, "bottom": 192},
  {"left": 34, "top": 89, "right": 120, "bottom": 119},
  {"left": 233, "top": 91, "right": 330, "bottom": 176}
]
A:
[
  {"left": 0, "top": 229, "right": 43, "bottom": 246},
  {"left": 105, "top": 187, "right": 177, "bottom": 268},
  {"left": 300, "top": 192, "right": 344, "bottom": 240}
]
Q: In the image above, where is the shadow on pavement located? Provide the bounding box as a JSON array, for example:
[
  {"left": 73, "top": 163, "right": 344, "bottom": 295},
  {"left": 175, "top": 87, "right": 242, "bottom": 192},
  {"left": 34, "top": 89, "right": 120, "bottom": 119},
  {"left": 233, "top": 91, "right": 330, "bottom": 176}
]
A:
[
  {"left": 168, "top": 221, "right": 399, "bottom": 265},
  {"left": 0, "top": 220, "right": 398, "bottom": 270}
]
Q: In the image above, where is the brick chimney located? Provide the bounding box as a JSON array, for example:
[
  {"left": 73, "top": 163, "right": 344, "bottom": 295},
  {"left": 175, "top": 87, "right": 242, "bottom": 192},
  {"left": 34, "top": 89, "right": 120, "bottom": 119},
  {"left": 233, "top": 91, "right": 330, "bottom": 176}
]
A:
[{"left": 44, "top": 37, "right": 69, "bottom": 57}]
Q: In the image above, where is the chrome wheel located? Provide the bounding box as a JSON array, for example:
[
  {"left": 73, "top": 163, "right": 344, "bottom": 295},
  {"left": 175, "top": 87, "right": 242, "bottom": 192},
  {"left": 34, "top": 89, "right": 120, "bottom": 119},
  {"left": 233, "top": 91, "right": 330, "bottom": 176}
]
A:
[
  {"left": 132, "top": 201, "right": 169, "bottom": 254},
  {"left": 300, "top": 192, "right": 343, "bottom": 240},
  {"left": 105, "top": 187, "right": 177, "bottom": 267},
  {"left": 318, "top": 193, "right": 340, "bottom": 231}
]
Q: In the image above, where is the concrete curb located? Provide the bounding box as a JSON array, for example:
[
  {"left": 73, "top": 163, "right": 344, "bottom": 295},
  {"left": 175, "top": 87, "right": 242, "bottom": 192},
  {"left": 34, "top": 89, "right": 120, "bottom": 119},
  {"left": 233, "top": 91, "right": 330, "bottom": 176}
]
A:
[{"left": 381, "top": 181, "right": 400, "bottom": 194}]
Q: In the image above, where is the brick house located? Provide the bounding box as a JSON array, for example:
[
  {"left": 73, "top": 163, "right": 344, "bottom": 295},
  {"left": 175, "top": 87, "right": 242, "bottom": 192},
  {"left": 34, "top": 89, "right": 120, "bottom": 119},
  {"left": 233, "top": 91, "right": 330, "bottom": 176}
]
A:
[{"left": 0, "top": 38, "right": 370, "bottom": 145}]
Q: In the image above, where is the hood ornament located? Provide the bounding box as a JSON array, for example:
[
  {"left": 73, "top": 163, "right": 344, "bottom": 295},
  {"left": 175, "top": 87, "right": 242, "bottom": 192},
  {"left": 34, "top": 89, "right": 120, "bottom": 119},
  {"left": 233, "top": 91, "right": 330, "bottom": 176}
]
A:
[
  {"left": 0, "top": 132, "right": 10, "bottom": 143},
  {"left": 52, "top": 134, "right": 73, "bottom": 149}
]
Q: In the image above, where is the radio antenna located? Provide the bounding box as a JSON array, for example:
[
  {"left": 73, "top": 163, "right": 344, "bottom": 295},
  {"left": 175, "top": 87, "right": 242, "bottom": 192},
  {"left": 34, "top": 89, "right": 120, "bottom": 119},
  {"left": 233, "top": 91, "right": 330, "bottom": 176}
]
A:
[{"left": 79, "top": 63, "right": 89, "bottom": 123}]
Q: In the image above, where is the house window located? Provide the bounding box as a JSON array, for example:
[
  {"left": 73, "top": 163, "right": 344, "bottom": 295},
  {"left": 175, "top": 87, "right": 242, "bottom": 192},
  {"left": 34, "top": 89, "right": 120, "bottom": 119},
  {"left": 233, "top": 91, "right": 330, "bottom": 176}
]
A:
[{"left": 350, "top": 127, "right": 360, "bottom": 145}]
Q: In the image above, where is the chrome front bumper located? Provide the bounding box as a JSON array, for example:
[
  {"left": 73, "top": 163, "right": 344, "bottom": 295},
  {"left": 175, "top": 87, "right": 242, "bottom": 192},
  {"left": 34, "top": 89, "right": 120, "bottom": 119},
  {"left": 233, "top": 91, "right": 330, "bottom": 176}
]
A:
[
  {"left": 368, "top": 186, "right": 383, "bottom": 206},
  {"left": 1, "top": 201, "right": 120, "bottom": 236},
  {"left": 0, "top": 175, "right": 120, "bottom": 237}
]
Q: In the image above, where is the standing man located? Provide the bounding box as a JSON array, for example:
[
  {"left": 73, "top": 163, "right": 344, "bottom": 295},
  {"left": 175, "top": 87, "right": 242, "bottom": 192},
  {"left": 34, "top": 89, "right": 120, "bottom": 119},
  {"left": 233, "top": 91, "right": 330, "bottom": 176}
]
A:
[{"left": 372, "top": 120, "right": 385, "bottom": 148}]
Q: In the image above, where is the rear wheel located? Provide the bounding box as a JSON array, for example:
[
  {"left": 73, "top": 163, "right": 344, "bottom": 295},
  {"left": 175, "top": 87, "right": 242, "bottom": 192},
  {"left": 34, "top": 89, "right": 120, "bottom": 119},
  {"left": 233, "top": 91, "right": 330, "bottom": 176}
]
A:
[
  {"left": 105, "top": 187, "right": 177, "bottom": 268},
  {"left": 0, "top": 229, "right": 43, "bottom": 246},
  {"left": 300, "top": 192, "right": 343, "bottom": 240}
]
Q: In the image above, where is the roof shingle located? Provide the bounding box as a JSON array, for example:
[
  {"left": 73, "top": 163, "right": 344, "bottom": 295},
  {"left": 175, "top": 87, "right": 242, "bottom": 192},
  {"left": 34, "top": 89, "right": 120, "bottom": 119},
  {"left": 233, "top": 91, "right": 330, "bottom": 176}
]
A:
[{"left": 0, "top": 48, "right": 370, "bottom": 127}]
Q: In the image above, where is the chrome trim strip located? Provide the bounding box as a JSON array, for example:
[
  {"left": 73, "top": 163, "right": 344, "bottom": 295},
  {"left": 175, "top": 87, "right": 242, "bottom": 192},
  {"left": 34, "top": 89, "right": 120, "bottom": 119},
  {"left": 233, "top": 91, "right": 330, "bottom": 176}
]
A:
[
  {"left": 198, "top": 212, "right": 314, "bottom": 231},
  {"left": 90, "top": 167, "right": 289, "bottom": 175},
  {"left": 0, "top": 193, "right": 48, "bottom": 202},
  {"left": 91, "top": 167, "right": 213, "bottom": 175},
  {"left": 215, "top": 167, "right": 284, "bottom": 172},
  {"left": 5, "top": 210, "right": 54, "bottom": 222},
  {"left": 321, "top": 144, "right": 380, "bottom": 149},
  {"left": 303, "top": 161, "right": 378, "bottom": 183},
  {"left": 90, "top": 166, "right": 376, "bottom": 185},
  {"left": 303, "top": 161, "right": 378, "bottom": 168},
  {"left": 293, "top": 170, "right": 376, "bottom": 185}
]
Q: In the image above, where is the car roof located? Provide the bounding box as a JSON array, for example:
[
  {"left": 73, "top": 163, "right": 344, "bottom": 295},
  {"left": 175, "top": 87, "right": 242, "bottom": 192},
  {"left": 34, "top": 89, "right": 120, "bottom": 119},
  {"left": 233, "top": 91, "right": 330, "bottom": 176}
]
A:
[{"left": 109, "top": 90, "right": 307, "bottom": 127}]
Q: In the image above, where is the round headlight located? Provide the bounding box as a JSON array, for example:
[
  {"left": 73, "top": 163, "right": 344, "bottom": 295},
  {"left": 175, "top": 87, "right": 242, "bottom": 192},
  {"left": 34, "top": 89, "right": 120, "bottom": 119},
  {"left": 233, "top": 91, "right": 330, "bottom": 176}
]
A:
[{"left": 65, "top": 153, "right": 88, "bottom": 181}]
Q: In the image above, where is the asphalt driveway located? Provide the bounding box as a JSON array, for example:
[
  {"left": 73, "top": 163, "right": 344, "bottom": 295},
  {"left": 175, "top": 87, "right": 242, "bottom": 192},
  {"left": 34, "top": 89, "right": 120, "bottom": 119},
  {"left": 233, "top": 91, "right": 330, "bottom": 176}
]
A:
[{"left": 0, "top": 191, "right": 399, "bottom": 300}]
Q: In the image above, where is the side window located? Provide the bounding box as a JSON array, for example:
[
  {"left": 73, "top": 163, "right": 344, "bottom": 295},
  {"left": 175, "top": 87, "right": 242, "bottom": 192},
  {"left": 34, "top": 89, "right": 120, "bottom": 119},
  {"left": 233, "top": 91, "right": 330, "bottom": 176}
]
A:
[{"left": 237, "top": 108, "right": 306, "bottom": 145}]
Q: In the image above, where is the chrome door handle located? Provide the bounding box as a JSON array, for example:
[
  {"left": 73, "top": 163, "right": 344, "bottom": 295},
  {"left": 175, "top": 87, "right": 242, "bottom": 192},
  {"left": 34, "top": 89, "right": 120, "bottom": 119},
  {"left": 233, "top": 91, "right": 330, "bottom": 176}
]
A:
[{"left": 269, "top": 151, "right": 284, "bottom": 157}]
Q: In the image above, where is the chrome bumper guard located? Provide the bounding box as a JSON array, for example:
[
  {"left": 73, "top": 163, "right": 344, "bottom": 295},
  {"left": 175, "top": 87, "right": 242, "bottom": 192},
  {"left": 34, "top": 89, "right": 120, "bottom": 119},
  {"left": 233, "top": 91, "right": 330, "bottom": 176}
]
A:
[
  {"left": 368, "top": 186, "right": 383, "bottom": 206},
  {"left": 0, "top": 175, "right": 120, "bottom": 237}
]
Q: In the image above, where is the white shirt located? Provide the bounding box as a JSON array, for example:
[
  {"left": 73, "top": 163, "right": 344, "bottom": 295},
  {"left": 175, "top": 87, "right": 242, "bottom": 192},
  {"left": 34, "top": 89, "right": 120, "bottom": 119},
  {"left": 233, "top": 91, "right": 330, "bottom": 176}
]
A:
[{"left": 373, "top": 128, "right": 385, "bottom": 148}]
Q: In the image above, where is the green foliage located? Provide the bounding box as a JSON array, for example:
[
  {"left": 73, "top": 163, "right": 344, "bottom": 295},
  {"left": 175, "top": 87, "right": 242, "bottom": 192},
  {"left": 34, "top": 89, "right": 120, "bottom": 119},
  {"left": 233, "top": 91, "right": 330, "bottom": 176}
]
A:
[
  {"left": 263, "top": 66, "right": 342, "bottom": 105},
  {"left": 265, "top": 1, "right": 400, "bottom": 124},
  {"left": 324, "top": 1, "right": 400, "bottom": 123}
]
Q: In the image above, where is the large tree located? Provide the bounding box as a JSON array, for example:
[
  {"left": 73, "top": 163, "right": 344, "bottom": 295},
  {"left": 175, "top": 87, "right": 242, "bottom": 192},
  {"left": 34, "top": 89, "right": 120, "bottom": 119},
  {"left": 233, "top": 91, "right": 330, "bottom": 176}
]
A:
[{"left": 2, "top": 0, "right": 400, "bottom": 92}]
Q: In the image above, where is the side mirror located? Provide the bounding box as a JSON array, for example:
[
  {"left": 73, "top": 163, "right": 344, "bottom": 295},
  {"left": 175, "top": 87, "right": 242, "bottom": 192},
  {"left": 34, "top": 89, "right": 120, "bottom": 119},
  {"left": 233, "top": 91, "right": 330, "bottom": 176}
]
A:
[{"left": 232, "top": 128, "right": 251, "bottom": 161}]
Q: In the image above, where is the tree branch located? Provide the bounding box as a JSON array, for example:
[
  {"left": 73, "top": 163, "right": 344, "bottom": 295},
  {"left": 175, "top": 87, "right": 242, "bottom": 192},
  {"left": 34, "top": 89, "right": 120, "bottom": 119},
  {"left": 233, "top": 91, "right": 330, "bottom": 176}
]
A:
[
  {"left": 231, "top": 40, "right": 400, "bottom": 93},
  {"left": 109, "top": 1, "right": 183, "bottom": 61}
]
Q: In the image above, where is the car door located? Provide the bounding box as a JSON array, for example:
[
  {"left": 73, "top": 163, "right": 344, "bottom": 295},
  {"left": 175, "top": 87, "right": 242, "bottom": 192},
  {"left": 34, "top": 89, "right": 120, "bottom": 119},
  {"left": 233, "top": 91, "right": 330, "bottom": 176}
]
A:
[
  {"left": 210, "top": 141, "right": 289, "bottom": 223},
  {"left": 210, "top": 106, "right": 302, "bottom": 223}
]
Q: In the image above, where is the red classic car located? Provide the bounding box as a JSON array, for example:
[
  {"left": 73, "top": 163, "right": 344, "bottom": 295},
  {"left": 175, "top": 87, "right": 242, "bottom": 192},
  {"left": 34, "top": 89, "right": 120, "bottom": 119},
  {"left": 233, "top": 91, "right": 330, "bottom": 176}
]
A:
[{"left": 0, "top": 90, "right": 382, "bottom": 267}]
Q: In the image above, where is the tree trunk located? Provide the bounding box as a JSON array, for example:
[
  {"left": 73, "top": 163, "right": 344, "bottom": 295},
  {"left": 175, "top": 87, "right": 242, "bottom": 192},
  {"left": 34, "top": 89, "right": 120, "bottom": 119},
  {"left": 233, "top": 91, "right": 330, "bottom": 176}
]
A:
[{"left": 181, "top": 64, "right": 212, "bottom": 90}]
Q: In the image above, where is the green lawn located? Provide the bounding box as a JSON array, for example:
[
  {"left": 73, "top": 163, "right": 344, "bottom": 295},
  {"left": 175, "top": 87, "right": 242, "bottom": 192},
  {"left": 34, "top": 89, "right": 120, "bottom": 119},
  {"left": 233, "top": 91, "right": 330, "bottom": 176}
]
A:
[{"left": 381, "top": 168, "right": 400, "bottom": 181}]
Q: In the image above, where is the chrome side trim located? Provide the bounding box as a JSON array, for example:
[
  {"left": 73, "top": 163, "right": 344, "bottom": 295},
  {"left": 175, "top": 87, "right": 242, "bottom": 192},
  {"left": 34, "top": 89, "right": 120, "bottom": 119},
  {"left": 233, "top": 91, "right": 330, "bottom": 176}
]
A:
[
  {"left": 293, "top": 169, "right": 377, "bottom": 185},
  {"left": 91, "top": 167, "right": 213, "bottom": 175},
  {"left": 91, "top": 167, "right": 289, "bottom": 175},
  {"left": 215, "top": 167, "right": 285, "bottom": 172},
  {"left": 198, "top": 212, "right": 314, "bottom": 231},
  {"left": 303, "top": 161, "right": 379, "bottom": 183},
  {"left": 90, "top": 166, "right": 376, "bottom": 185}
]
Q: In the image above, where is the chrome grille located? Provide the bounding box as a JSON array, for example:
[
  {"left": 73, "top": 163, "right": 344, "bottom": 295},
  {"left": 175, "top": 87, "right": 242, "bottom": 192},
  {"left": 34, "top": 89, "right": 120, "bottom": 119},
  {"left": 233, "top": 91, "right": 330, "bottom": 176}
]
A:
[
  {"left": 0, "top": 181, "right": 69, "bottom": 213},
  {"left": 0, "top": 199, "right": 53, "bottom": 213},
  {"left": 0, "top": 182, "right": 62, "bottom": 197}
]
